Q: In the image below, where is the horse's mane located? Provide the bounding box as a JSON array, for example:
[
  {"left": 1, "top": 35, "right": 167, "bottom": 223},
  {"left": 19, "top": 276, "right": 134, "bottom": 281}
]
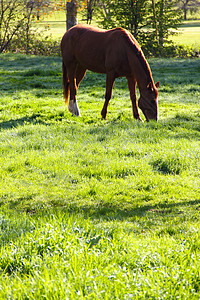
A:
[{"left": 116, "top": 28, "right": 153, "bottom": 83}]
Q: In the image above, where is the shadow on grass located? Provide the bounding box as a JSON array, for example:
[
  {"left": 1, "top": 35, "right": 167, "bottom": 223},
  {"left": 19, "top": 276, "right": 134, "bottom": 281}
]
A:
[
  {"left": 85, "top": 112, "right": 200, "bottom": 141},
  {"left": 0, "top": 110, "right": 67, "bottom": 130},
  {"left": 2, "top": 196, "right": 200, "bottom": 225},
  {"left": 1, "top": 110, "right": 200, "bottom": 142},
  {"left": 59, "top": 198, "right": 200, "bottom": 221},
  {"left": 0, "top": 114, "right": 48, "bottom": 130},
  {"left": 180, "top": 21, "right": 200, "bottom": 28},
  {"left": 0, "top": 53, "right": 61, "bottom": 71},
  {"left": 163, "top": 113, "right": 200, "bottom": 140}
]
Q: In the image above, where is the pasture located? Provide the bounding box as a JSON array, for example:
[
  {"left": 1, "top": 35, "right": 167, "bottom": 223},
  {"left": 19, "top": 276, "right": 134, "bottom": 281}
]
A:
[
  {"left": 0, "top": 53, "right": 200, "bottom": 298},
  {"left": 171, "top": 20, "right": 200, "bottom": 48}
]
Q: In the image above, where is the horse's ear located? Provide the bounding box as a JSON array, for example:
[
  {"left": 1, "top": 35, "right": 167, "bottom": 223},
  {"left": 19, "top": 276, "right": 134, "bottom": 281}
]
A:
[
  {"left": 155, "top": 81, "right": 160, "bottom": 88},
  {"left": 147, "top": 82, "right": 153, "bottom": 91}
]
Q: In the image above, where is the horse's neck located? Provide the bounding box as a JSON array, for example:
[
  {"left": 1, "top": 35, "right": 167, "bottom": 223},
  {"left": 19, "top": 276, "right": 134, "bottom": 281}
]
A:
[
  {"left": 137, "top": 76, "right": 151, "bottom": 93},
  {"left": 133, "top": 54, "right": 153, "bottom": 92}
]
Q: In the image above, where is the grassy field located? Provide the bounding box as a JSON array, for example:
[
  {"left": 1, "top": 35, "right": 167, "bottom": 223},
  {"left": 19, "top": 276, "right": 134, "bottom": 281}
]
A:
[
  {"left": 0, "top": 53, "right": 200, "bottom": 298},
  {"left": 172, "top": 20, "right": 200, "bottom": 48}
]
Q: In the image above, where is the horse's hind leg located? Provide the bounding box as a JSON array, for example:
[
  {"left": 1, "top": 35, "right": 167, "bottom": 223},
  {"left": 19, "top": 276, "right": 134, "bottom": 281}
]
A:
[
  {"left": 62, "top": 61, "right": 70, "bottom": 106},
  {"left": 101, "top": 73, "right": 115, "bottom": 119},
  {"left": 68, "top": 64, "right": 86, "bottom": 117},
  {"left": 67, "top": 63, "right": 80, "bottom": 116},
  {"left": 76, "top": 65, "right": 86, "bottom": 88}
]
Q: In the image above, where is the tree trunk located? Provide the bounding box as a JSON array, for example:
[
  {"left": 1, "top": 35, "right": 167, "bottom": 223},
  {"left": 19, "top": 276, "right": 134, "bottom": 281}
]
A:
[
  {"left": 87, "top": 0, "right": 93, "bottom": 24},
  {"left": 66, "top": 0, "right": 78, "bottom": 31},
  {"left": 183, "top": 4, "right": 187, "bottom": 20},
  {"left": 152, "top": 0, "right": 159, "bottom": 46},
  {"left": 130, "top": 0, "right": 138, "bottom": 38},
  {"left": 159, "top": 0, "right": 164, "bottom": 47}
]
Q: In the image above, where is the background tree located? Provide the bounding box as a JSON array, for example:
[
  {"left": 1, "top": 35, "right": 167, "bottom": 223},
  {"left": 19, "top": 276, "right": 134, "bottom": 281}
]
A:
[
  {"left": 65, "top": 0, "right": 95, "bottom": 30},
  {"left": 84, "top": 0, "right": 99, "bottom": 23},
  {"left": 80, "top": 0, "right": 107, "bottom": 24},
  {"left": 151, "top": 0, "right": 159, "bottom": 46},
  {"left": 26, "top": 0, "right": 52, "bottom": 20},
  {"left": 0, "top": 0, "right": 60, "bottom": 54},
  {"left": 66, "top": 0, "right": 78, "bottom": 30},
  {"left": 0, "top": 0, "right": 31, "bottom": 52},
  {"left": 177, "top": 0, "right": 200, "bottom": 20},
  {"left": 149, "top": 0, "right": 182, "bottom": 48},
  {"left": 98, "top": 0, "right": 149, "bottom": 38},
  {"left": 96, "top": 0, "right": 182, "bottom": 55}
]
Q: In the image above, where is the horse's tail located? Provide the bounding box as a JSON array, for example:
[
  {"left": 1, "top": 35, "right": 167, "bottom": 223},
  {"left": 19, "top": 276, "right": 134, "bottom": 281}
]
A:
[{"left": 62, "top": 61, "right": 70, "bottom": 106}]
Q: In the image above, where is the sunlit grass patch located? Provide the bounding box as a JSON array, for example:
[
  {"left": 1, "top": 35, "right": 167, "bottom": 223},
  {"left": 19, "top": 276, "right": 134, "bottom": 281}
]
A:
[
  {"left": 0, "top": 211, "right": 200, "bottom": 299},
  {"left": 0, "top": 54, "right": 200, "bottom": 298}
]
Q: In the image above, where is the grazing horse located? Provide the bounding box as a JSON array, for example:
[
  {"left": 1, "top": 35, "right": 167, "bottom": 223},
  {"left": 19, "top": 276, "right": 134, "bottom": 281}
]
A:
[{"left": 61, "top": 24, "right": 159, "bottom": 122}]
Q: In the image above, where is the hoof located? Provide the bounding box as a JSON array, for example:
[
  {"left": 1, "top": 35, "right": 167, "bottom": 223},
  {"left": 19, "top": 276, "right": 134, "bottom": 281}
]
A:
[
  {"left": 68, "top": 100, "right": 81, "bottom": 116},
  {"left": 134, "top": 115, "right": 143, "bottom": 122},
  {"left": 138, "top": 117, "right": 144, "bottom": 122},
  {"left": 74, "top": 101, "right": 80, "bottom": 117},
  {"left": 68, "top": 100, "right": 74, "bottom": 114}
]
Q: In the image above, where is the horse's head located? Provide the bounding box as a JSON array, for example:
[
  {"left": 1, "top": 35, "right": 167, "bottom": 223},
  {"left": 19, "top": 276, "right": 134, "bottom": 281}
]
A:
[{"left": 138, "top": 81, "right": 159, "bottom": 122}]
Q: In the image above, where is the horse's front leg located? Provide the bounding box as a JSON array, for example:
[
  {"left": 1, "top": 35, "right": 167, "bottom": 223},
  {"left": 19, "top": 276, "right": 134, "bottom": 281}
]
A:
[
  {"left": 101, "top": 73, "right": 115, "bottom": 119},
  {"left": 127, "top": 77, "right": 143, "bottom": 122}
]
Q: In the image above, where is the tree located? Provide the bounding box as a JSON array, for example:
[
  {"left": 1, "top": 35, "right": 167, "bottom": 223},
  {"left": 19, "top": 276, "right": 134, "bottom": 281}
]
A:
[
  {"left": 66, "top": 0, "right": 95, "bottom": 30},
  {"left": 98, "top": 0, "right": 149, "bottom": 38},
  {"left": 149, "top": 0, "right": 182, "bottom": 48},
  {"left": 54, "top": 0, "right": 97, "bottom": 31},
  {"left": 151, "top": 0, "right": 159, "bottom": 46},
  {"left": 0, "top": 0, "right": 32, "bottom": 52},
  {"left": 26, "top": 0, "right": 52, "bottom": 20},
  {"left": 96, "top": 0, "right": 182, "bottom": 55},
  {"left": 66, "top": 0, "right": 78, "bottom": 30},
  {"left": 81, "top": 0, "right": 102, "bottom": 24},
  {"left": 178, "top": 0, "right": 200, "bottom": 20},
  {"left": 0, "top": 0, "right": 58, "bottom": 54}
]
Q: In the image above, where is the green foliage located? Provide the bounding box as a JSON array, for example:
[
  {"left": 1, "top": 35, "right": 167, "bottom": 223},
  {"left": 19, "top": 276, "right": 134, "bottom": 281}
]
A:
[
  {"left": 6, "top": 33, "right": 60, "bottom": 56},
  {"left": 142, "top": 40, "right": 200, "bottom": 58},
  {"left": 0, "top": 54, "right": 200, "bottom": 298},
  {"left": 97, "top": 0, "right": 183, "bottom": 55},
  {"left": 0, "top": 0, "right": 33, "bottom": 53},
  {"left": 98, "top": 0, "right": 149, "bottom": 38},
  {"left": 0, "top": 0, "right": 60, "bottom": 55},
  {"left": 151, "top": 0, "right": 182, "bottom": 46}
]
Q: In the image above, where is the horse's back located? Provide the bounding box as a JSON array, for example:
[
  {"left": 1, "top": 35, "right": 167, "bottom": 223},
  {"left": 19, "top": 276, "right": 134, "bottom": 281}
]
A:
[
  {"left": 61, "top": 24, "right": 133, "bottom": 48},
  {"left": 61, "top": 25, "right": 140, "bottom": 75},
  {"left": 61, "top": 24, "right": 106, "bottom": 41},
  {"left": 61, "top": 25, "right": 107, "bottom": 52}
]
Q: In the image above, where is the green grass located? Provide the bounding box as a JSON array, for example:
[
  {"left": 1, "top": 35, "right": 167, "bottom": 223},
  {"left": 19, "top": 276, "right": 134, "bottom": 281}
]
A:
[
  {"left": 171, "top": 20, "right": 200, "bottom": 48},
  {"left": 0, "top": 53, "right": 200, "bottom": 298}
]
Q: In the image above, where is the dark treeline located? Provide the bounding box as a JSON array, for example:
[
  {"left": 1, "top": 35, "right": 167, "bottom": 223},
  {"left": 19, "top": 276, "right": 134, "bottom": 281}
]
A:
[{"left": 0, "top": 0, "right": 200, "bottom": 57}]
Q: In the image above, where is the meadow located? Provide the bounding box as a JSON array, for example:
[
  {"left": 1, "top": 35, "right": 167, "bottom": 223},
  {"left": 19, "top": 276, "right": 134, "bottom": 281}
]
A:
[
  {"left": 171, "top": 20, "right": 200, "bottom": 48},
  {"left": 0, "top": 52, "right": 200, "bottom": 298}
]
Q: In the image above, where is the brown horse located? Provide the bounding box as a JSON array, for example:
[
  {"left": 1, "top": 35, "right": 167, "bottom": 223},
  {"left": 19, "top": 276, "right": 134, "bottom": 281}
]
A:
[{"left": 61, "top": 24, "right": 159, "bottom": 121}]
